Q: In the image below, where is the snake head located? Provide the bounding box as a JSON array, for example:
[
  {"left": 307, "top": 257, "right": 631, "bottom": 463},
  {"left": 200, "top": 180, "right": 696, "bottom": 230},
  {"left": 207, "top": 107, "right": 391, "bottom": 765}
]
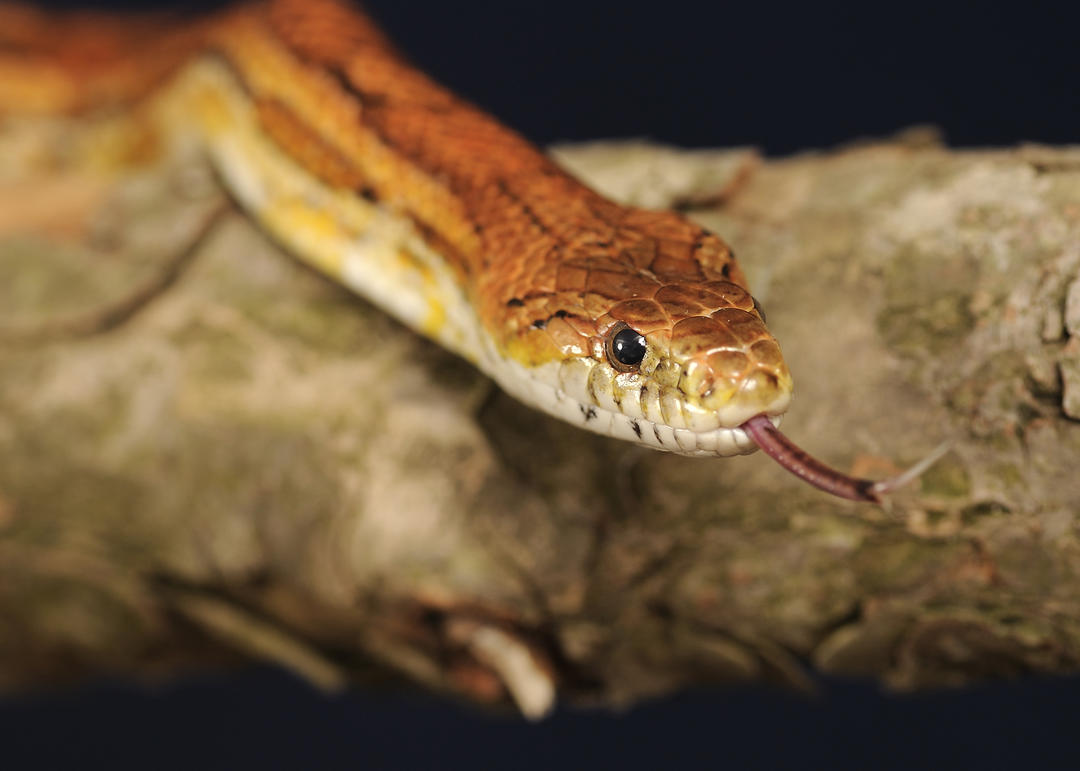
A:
[
  {"left": 587, "top": 278, "right": 794, "bottom": 456},
  {"left": 482, "top": 209, "right": 793, "bottom": 457},
  {"left": 494, "top": 275, "right": 793, "bottom": 458}
]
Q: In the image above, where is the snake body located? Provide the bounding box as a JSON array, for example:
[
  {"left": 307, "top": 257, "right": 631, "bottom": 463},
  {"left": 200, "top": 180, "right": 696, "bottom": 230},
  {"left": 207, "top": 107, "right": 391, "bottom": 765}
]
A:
[{"left": 1, "top": 0, "right": 912, "bottom": 499}]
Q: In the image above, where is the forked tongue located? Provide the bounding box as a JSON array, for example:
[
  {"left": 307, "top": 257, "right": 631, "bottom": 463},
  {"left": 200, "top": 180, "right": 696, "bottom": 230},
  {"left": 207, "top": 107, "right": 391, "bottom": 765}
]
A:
[{"left": 740, "top": 414, "right": 949, "bottom": 503}]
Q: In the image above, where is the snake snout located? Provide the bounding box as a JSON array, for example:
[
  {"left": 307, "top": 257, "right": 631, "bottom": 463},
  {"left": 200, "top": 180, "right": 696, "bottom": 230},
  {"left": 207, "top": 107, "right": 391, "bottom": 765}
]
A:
[{"left": 669, "top": 310, "right": 793, "bottom": 428}]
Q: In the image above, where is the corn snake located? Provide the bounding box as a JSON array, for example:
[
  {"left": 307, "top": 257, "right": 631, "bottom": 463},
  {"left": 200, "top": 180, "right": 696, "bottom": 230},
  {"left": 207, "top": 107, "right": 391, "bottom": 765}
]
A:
[{"left": 0, "top": 0, "right": 930, "bottom": 501}]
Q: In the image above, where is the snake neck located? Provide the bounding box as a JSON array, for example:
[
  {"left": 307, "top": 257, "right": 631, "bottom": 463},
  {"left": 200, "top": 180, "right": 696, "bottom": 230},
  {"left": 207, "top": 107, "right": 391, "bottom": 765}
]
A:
[{"left": 0, "top": 0, "right": 794, "bottom": 457}]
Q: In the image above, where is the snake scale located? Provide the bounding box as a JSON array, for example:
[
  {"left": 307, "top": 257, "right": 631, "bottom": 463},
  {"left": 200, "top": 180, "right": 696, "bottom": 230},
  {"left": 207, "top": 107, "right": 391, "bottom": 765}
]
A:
[{"left": 0, "top": 0, "right": 930, "bottom": 501}]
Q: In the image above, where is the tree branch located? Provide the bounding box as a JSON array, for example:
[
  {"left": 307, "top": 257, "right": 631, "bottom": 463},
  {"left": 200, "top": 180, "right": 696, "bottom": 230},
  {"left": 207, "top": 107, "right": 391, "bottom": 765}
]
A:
[{"left": 2, "top": 127, "right": 1079, "bottom": 716}]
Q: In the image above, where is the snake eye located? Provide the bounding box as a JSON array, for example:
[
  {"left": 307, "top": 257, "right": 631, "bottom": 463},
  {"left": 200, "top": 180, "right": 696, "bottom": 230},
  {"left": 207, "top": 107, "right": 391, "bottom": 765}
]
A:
[{"left": 606, "top": 324, "right": 647, "bottom": 371}]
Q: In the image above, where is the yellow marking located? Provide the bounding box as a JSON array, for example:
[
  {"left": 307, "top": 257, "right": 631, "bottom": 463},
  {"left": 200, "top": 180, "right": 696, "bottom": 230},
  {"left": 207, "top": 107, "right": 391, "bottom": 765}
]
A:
[
  {"left": 262, "top": 198, "right": 346, "bottom": 276},
  {"left": 208, "top": 14, "right": 483, "bottom": 268},
  {"left": 192, "top": 82, "right": 234, "bottom": 135},
  {"left": 502, "top": 329, "right": 565, "bottom": 368},
  {"left": 146, "top": 56, "right": 483, "bottom": 362}
]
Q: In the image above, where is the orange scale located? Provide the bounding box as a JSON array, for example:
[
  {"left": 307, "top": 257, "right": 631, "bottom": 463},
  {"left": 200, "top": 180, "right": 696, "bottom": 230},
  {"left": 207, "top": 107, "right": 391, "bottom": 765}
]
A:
[
  {"left": 608, "top": 299, "right": 671, "bottom": 334},
  {"left": 531, "top": 260, "right": 560, "bottom": 291},
  {"left": 670, "top": 316, "right": 739, "bottom": 358},
  {"left": 750, "top": 339, "right": 785, "bottom": 369},
  {"left": 710, "top": 307, "right": 766, "bottom": 343},
  {"left": 653, "top": 238, "right": 696, "bottom": 262},
  {"left": 654, "top": 283, "right": 725, "bottom": 315},
  {"left": 542, "top": 317, "right": 589, "bottom": 357},
  {"left": 583, "top": 292, "right": 615, "bottom": 320},
  {"left": 555, "top": 263, "right": 589, "bottom": 293},
  {"left": 585, "top": 269, "right": 661, "bottom": 301},
  {"left": 702, "top": 281, "right": 755, "bottom": 311},
  {"left": 650, "top": 254, "right": 706, "bottom": 282},
  {"left": 706, "top": 349, "right": 751, "bottom": 378},
  {"left": 620, "top": 238, "right": 658, "bottom": 270},
  {"left": 563, "top": 312, "right": 599, "bottom": 338}
]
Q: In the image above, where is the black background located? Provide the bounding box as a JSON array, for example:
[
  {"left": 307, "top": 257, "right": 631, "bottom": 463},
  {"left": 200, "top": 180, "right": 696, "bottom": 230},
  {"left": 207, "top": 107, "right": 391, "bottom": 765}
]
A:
[{"left": 5, "top": 1, "right": 1080, "bottom": 768}]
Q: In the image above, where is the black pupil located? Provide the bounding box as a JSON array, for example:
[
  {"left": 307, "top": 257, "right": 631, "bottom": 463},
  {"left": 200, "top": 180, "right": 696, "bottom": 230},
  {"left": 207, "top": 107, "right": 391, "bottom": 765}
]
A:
[{"left": 611, "top": 328, "right": 647, "bottom": 366}]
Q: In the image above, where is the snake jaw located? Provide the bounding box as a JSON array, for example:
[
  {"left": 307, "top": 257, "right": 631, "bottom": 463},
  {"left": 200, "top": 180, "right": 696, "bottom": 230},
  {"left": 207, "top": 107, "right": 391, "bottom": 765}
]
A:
[
  {"left": 485, "top": 293, "right": 796, "bottom": 457},
  {"left": 481, "top": 336, "right": 779, "bottom": 456}
]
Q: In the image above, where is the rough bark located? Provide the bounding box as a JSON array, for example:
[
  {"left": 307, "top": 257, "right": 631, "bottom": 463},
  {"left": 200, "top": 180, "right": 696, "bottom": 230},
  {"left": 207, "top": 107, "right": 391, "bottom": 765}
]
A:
[{"left": 2, "top": 124, "right": 1080, "bottom": 717}]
